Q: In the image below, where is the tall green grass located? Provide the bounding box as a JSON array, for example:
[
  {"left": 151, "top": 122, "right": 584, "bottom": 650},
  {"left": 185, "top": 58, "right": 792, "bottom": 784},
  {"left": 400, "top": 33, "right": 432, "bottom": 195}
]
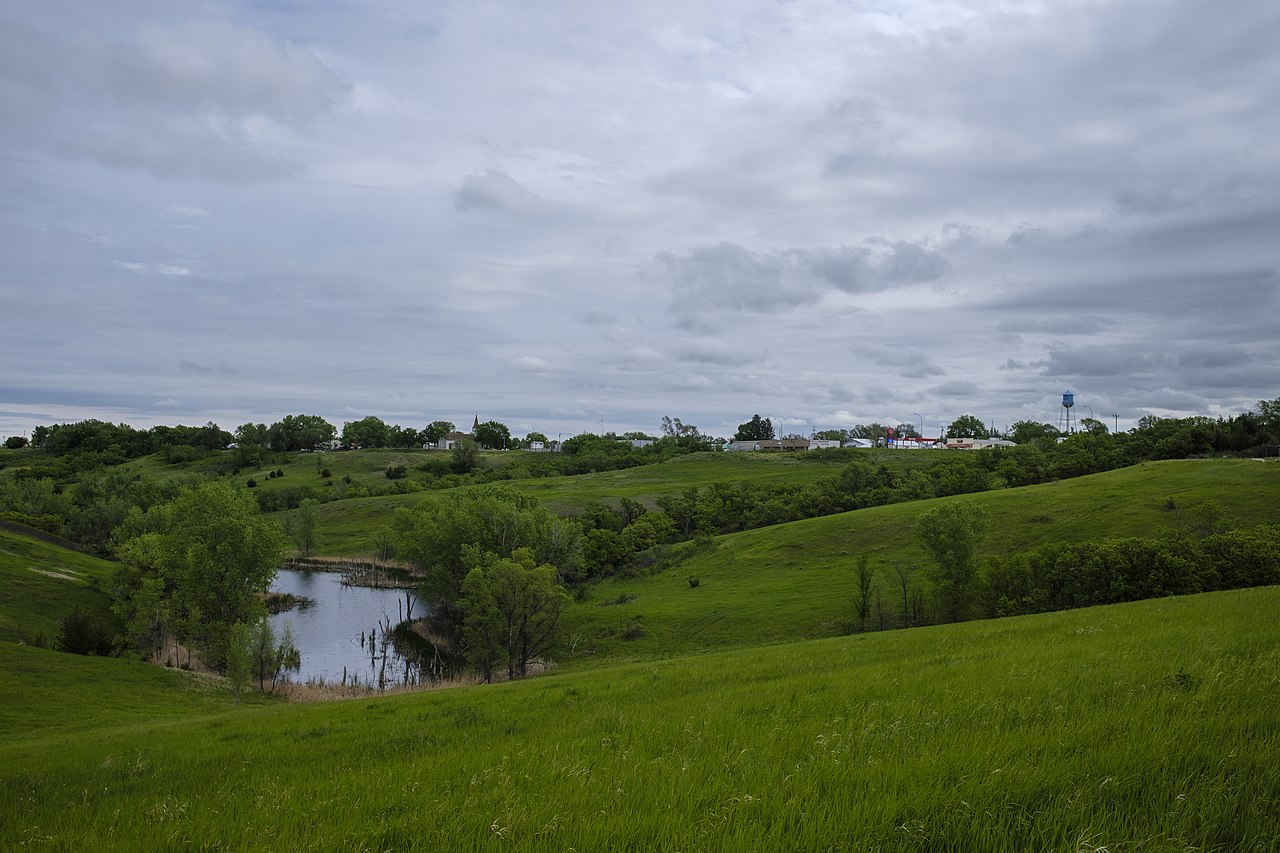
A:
[
  {"left": 0, "top": 527, "right": 118, "bottom": 644},
  {"left": 3, "top": 587, "right": 1277, "bottom": 850},
  {"left": 565, "top": 459, "right": 1280, "bottom": 662}
]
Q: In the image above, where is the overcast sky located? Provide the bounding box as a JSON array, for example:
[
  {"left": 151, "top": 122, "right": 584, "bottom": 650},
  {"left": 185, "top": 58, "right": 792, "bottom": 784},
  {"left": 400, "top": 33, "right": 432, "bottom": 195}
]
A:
[{"left": 3, "top": 0, "right": 1277, "bottom": 441}]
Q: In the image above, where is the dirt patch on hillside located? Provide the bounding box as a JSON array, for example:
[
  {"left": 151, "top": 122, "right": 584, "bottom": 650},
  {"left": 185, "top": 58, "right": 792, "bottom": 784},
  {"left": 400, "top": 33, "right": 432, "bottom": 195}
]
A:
[{"left": 28, "top": 567, "right": 81, "bottom": 582}]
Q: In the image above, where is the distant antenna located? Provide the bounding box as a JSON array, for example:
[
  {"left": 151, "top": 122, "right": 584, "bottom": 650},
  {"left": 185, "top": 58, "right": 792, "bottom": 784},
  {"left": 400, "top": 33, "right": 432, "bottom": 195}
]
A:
[{"left": 1058, "top": 389, "right": 1076, "bottom": 435}]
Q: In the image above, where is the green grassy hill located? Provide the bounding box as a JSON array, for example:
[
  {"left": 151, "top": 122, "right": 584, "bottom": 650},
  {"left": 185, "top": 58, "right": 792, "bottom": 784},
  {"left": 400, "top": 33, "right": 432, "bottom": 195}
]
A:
[
  {"left": 563, "top": 459, "right": 1280, "bottom": 662},
  {"left": 276, "top": 449, "right": 885, "bottom": 558},
  {"left": 0, "top": 524, "right": 118, "bottom": 645},
  {"left": 2, "top": 587, "right": 1276, "bottom": 850}
]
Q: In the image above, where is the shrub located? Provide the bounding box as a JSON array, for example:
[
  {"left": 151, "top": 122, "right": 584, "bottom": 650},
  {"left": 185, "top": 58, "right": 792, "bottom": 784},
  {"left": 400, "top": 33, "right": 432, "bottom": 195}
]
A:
[
  {"left": 320, "top": 468, "right": 332, "bottom": 479},
  {"left": 688, "top": 576, "right": 700, "bottom": 588},
  {"left": 246, "top": 478, "right": 257, "bottom": 488},
  {"left": 4, "top": 435, "right": 30, "bottom": 449},
  {"left": 385, "top": 464, "right": 408, "bottom": 480},
  {"left": 57, "top": 606, "right": 114, "bottom": 656}
]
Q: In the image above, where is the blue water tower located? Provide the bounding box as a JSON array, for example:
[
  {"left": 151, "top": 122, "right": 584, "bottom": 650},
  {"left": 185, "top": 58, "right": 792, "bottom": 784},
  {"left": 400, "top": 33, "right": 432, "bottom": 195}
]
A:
[{"left": 1059, "top": 389, "right": 1076, "bottom": 434}]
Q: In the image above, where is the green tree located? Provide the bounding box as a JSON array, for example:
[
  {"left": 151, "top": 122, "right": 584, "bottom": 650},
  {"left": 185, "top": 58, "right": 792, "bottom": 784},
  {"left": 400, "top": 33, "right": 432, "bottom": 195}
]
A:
[
  {"left": 112, "top": 482, "right": 288, "bottom": 667},
  {"left": 4, "top": 435, "right": 29, "bottom": 449},
  {"left": 387, "top": 424, "right": 421, "bottom": 448},
  {"left": 249, "top": 618, "right": 301, "bottom": 692},
  {"left": 392, "top": 485, "right": 580, "bottom": 638},
  {"left": 459, "top": 568, "right": 504, "bottom": 682},
  {"left": 660, "top": 415, "right": 700, "bottom": 438},
  {"left": 850, "top": 422, "right": 892, "bottom": 441},
  {"left": 621, "top": 513, "right": 676, "bottom": 552},
  {"left": 341, "top": 416, "right": 390, "bottom": 448},
  {"left": 292, "top": 498, "right": 320, "bottom": 558},
  {"left": 450, "top": 439, "right": 480, "bottom": 473},
  {"left": 267, "top": 414, "right": 336, "bottom": 452},
  {"left": 854, "top": 555, "right": 874, "bottom": 632},
  {"left": 422, "top": 420, "right": 456, "bottom": 448},
  {"left": 656, "top": 487, "right": 709, "bottom": 538},
  {"left": 57, "top": 606, "right": 114, "bottom": 655},
  {"left": 1009, "top": 420, "right": 1059, "bottom": 447},
  {"left": 234, "top": 422, "right": 269, "bottom": 446},
  {"left": 734, "top": 414, "right": 775, "bottom": 441},
  {"left": 946, "top": 415, "right": 989, "bottom": 439},
  {"left": 580, "top": 528, "right": 631, "bottom": 578},
  {"left": 226, "top": 621, "right": 253, "bottom": 705},
  {"left": 894, "top": 423, "right": 921, "bottom": 439},
  {"left": 916, "top": 502, "right": 989, "bottom": 622},
  {"left": 459, "top": 547, "right": 568, "bottom": 680},
  {"left": 1079, "top": 417, "right": 1108, "bottom": 435},
  {"left": 473, "top": 420, "right": 511, "bottom": 449}
]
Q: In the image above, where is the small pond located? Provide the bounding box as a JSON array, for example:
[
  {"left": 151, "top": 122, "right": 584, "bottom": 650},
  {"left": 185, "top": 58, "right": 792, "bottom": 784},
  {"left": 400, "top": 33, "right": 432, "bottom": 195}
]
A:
[{"left": 268, "top": 567, "right": 429, "bottom": 689}]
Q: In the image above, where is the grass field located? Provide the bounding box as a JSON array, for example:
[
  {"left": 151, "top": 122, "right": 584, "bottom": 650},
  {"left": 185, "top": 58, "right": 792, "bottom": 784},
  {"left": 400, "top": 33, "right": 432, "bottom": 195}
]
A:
[
  {"left": 0, "top": 525, "right": 118, "bottom": 645},
  {"left": 562, "top": 459, "right": 1280, "bottom": 662},
  {"left": 2, "top": 587, "right": 1277, "bottom": 850},
  {"left": 274, "top": 449, "right": 893, "bottom": 558}
]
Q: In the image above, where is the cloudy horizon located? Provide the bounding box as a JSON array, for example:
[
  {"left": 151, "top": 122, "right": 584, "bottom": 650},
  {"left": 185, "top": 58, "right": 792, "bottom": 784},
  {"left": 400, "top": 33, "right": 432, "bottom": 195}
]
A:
[{"left": 3, "top": 0, "right": 1277, "bottom": 442}]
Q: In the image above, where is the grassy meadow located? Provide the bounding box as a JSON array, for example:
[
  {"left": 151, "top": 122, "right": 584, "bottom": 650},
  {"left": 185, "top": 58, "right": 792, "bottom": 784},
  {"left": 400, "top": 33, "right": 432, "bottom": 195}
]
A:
[
  {"left": 0, "top": 526, "right": 118, "bottom": 645},
  {"left": 562, "top": 459, "right": 1280, "bottom": 662},
  {"left": 2, "top": 587, "right": 1277, "bottom": 850},
  {"left": 3, "top": 453, "right": 1278, "bottom": 849},
  {"left": 272, "top": 449, "right": 887, "bottom": 558}
]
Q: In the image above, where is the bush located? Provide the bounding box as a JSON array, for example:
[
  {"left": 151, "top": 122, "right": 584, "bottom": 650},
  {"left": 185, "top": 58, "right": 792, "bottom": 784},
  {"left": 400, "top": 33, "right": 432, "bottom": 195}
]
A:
[
  {"left": 57, "top": 606, "right": 114, "bottom": 656},
  {"left": 688, "top": 576, "right": 700, "bottom": 588},
  {"left": 4, "top": 435, "right": 29, "bottom": 449},
  {"left": 246, "top": 478, "right": 257, "bottom": 488},
  {"left": 385, "top": 464, "right": 408, "bottom": 480},
  {"left": 320, "top": 468, "right": 332, "bottom": 479}
]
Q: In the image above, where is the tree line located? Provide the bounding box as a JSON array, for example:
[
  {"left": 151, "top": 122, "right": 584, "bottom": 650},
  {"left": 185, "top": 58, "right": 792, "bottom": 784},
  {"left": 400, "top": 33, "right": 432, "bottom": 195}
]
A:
[{"left": 876, "top": 499, "right": 1280, "bottom": 631}]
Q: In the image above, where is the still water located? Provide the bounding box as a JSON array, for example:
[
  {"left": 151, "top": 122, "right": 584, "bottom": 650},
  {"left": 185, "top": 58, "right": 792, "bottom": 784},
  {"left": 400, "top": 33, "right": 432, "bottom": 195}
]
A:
[{"left": 268, "top": 567, "right": 417, "bottom": 687}]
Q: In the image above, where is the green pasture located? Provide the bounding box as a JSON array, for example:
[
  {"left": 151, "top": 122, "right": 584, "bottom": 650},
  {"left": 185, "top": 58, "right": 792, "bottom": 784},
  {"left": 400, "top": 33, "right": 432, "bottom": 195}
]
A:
[
  {"left": 563, "top": 459, "right": 1280, "bottom": 662},
  {"left": 279, "top": 449, "right": 937, "bottom": 558},
  {"left": 3, "top": 587, "right": 1277, "bottom": 850},
  {"left": 0, "top": 526, "right": 118, "bottom": 645}
]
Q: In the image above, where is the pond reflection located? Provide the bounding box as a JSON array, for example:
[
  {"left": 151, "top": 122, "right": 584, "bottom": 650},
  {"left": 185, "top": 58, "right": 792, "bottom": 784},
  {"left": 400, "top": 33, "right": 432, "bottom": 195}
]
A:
[{"left": 268, "top": 567, "right": 429, "bottom": 689}]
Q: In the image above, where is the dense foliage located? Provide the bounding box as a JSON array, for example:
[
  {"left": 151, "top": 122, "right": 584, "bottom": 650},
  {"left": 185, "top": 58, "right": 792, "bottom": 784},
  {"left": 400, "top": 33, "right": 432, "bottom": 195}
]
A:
[
  {"left": 983, "top": 522, "right": 1280, "bottom": 619},
  {"left": 392, "top": 486, "right": 580, "bottom": 645},
  {"left": 110, "top": 482, "right": 288, "bottom": 667}
]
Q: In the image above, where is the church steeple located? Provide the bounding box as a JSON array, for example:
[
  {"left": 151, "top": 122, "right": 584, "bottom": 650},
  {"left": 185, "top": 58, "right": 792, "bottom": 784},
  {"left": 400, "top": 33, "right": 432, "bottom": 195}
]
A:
[{"left": 472, "top": 414, "right": 480, "bottom": 432}]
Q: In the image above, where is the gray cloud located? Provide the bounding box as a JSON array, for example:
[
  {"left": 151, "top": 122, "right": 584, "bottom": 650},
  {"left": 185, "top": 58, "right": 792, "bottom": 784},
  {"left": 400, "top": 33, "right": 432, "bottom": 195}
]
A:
[
  {"left": 455, "top": 169, "right": 547, "bottom": 214},
  {"left": 850, "top": 343, "right": 946, "bottom": 379},
  {"left": 2, "top": 0, "right": 1277, "bottom": 437},
  {"left": 0, "top": 12, "right": 346, "bottom": 181},
  {"left": 659, "top": 236, "right": 948, "bottom": 318},
  {"left": 658, "top": 242, "right": 819, "bottom": 315},
  {"left": 929, "top": 380, "right": 982, "bottom": 399},
  {"left": 1037, "top": 346, "right": 1164, "bottom": 378}
]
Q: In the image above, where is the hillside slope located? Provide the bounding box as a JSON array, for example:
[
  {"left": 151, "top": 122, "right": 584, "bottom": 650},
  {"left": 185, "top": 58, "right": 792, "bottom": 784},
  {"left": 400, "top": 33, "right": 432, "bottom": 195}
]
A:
[
  {"left": 279, "top": 449, "right": 871, "bottom": 557},
  {"left": 564, "top": 459, "right": 1280, "bottom": 662},
  {"left": 0, "top": 524, "right": 118, "bottom": 644},
  {"left": 2, "top": 587, "right": 1276, "bottom": 850}
]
